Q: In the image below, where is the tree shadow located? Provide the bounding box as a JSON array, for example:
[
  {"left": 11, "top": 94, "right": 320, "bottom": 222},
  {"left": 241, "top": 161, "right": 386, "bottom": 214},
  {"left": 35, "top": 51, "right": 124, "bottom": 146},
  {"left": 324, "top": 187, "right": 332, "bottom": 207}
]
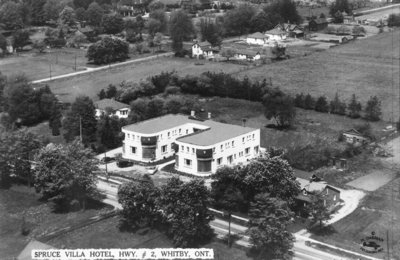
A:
[{"left": 308, "top": 224, "right": 337, "bottom": 236}]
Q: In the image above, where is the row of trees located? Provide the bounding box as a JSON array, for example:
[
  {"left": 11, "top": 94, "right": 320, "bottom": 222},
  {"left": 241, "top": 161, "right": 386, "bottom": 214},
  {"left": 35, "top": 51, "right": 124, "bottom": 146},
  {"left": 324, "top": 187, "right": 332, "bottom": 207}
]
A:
[
  {"left": 118, "top": 177, "right": 214, "bottom": 247},
  {"left": 294, "top": 93, "right": 382, "bottom": 121}
]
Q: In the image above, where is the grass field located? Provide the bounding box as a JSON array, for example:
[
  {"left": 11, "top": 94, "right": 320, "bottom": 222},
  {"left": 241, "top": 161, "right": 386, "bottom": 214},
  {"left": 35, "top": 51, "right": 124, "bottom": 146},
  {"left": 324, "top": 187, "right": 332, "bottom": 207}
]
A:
[
  {"left": 0, "top": 185, "right": 112, "bottom": 259},
  {"left": 40, "top": 58, "right": 245, "bottom": 103},
  {"left": 49, "top": 216, "right": 252, "bottom": 260},
  {"left": 0, "top": 48, "right": 88, "bottom": 81},
  {"left": 235, "top": 30, "right": 400, "bottom": 122},
  {"left": 311, "top": 176, "right": 400, "bottom": 260}
]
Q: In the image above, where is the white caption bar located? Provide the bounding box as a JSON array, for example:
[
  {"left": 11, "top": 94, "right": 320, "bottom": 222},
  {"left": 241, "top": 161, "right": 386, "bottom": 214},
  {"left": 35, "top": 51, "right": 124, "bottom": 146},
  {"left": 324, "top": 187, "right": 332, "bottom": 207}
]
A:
[{"left": 32, "top": 248, "right": 214, "bottom": 260}]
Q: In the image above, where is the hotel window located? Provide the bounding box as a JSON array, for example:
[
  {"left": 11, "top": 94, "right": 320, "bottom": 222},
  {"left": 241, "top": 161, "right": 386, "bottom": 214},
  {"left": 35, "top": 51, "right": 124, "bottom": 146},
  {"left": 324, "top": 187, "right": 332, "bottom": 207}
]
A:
[
  {"left": 127, "top": 134, "right": 130, "bottom": 139},
  {"left": 245, "top": 147, "right": 250, "bottom": 155},
  {"left": 239, "top": 151, "right": 243, "bottom": 157},
  {"left": 192, "top": 148, "right": 195, "bottom": 153},
  {"left": 227, "top": 155, "right": 233, "bottom": 164},
  {"left": 161, "top": 145, "right": 167, "bottom": 153},
  {"left": 232, "top": 141, "right": 235, "bottom": 147},
  {"left": 234, "top": 154, "right": 236, "bottom": 159},
  {"left": 131, "top": 146, "right": 136, "bottom": 154},
  {"left": 220, "top": 144, "right": 223, "bottom": 151},
  {"left": 254, "top": 146, "right": 259, "bottom": 154},
  {"left": 186, "top": 129, "right": 189, "bottom": 134},
  {"left": 242, "top": 137, "right": 245, "bottom": 143},
  {"left": 184, "top": 159, "right": 192, "bottom": 167},
  {"left": 252, "top": 134, "right": 255, "bottom": 140},
  {"left": 179, "top": 129, "right": 181, "bottom": 135},
  {"left": 217, "top": 158, "right": 222, "bottom": 165},
  {"left": 132, "top": 135, "right": 135, "bottom": 140},
  {"left": 168, "top": 132, "right": 170, "bottom": 138},
  {"left": 181, "top": 145, "right": 184, "bottom": 151},
  {"left": 186, "top": 147, "right": 189, "bottom": 153}
]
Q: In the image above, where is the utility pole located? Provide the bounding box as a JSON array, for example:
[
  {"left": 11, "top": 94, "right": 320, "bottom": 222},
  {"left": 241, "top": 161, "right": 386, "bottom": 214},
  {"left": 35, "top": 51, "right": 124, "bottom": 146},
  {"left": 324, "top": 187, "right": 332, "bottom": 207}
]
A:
[
  {"left": 79, "top": 116, "right": 83, "bottom": 143},
  {"left": 74, "top": 54, "right": 77, "bottom": 71},
  {"left": 387, "top": 230, "right": 390, "bottom": 260},
  {"left": 49, "top": 63, "right": 52, "bottom": 80},
  {"left": 104, "top": 151, "right": 109, "bottom": 181}
]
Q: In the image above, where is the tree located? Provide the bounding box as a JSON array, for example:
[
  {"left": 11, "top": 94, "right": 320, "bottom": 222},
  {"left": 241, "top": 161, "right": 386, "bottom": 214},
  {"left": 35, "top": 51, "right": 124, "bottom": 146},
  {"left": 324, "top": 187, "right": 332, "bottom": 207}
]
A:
[
  {"left": 49, "top": 102, "right": 62, "bottom": 136},
  {"left": 86, "top": 2, "right": 104, "bottom": 26},
  {"left": 75, "top": 7, "right": 87, "bottom": 21},
  {"left": 364, "top": 96, "right": 381, "bottom": 121},
  {"left": 30, "top": 0, "right": 47, "bottom": 25},
  {"left": 330, "top": 0, "right": 350, "bottom": 23},
  {"left": 44, "top": 0, "right": 65, "bottom": 22},
  {"left": 0, "top": 1, "right": 23, "bottom": 30},
  {"left": 271, "top": 44, "right": 286, "bottom": 59},
  {"left": 13, "top": 30, "right": 30, "bottom": 51},
  {"left": 118, "top": 180, "right": 160, "bottom": 230},
  {"left": 304, "top": 94, "right": 315, "bottom": 110},
  {"left": 96, "top": 115, "right": 122, "bottom": 149},
  {"left": 307, "top": 193, "right": 331, "bottom": 229},
  {"left": 262, "top": 88, "right": 296, "bottom": 128},
  {"left": 101, "top": 14, "right": 125, "bottom": 34},
  {"left": 98, "top": 89, "right": 106, "bottom": 100},
  {"left": 199, "top": 18, "right": 222, "bottom": 46},
  {"left": 63, "top": 96, "right": 97, "bottom": 145},
  {"left": 153, "top": 32, "right": 164, "bottom": 52},
  {"left": 0, "top": 129, "right": 42, "bottom": 188},
  {"left": 136, "top": 15, "right": 145, "bottom": 39},
  {"left": 315, "top": 96, "right": 329, "bottom": 113},
  {"left": 249, "top": 11, "right": 273, "bottom": 33},
  {"left": 388, "top": 14, "right": 400, "bottom": 27},
  {"left": 33, "top": 40, "right": 46, "bottom": 53},
  {"left": 263, "top": 0, "right": 301, "bottom": 24},
  {"left": 87, "top": 37, "right": 129, "bottom": 65},
  {"left": 34, "top": 141, "right": 98, "bottom": 211},
  {"left": 169, "top": 10, "right": 195, "bottom": 53},
  {"left": 148, "top": 18, "right": 163, "bottom": 38},
  {"left": 348, "top": 94, "right": 362, "bottom": 118},
  {"left": 158, "top": 178, "right": 214, "bottom": 247},
  {"left": 352, "top": 26, "right": 366, "bottom": 36},
  {"left": 148, "top": 1, "right": 165, "bottom": 12},
  {"left": 329, "top": 93, "right": 346, "bottom": 115},
  {"left": 146, "top": 97, "right": 165, "bottom": 119},
  {"left": 149, "top": 10, "right": 167, "bottom": 33},
  {"left": 248, "top": 193, "right": 294, "bottom": 260},
  {"left": 106, "top": 84, "right": 118, "bottom": 98},
  {"left": 0, "top": 33, "right": 6, "bottom": 53},
  {"left": 223, "top": 5, "right": 256, "bottom": 36},
  {"left": 294, "top": 93, "right": 305, "bottom": 108},
  {"left": 59, "top": 6, "right": 76, "bottom": 27},
  {"left": 164, "top": 96, "right": 182, "bottom": 114}
]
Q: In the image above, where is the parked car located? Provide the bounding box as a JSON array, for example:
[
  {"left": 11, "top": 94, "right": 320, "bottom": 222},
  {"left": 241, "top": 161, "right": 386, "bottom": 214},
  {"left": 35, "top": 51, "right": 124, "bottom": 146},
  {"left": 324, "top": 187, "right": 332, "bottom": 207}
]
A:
[
  {"left": 117, "top": 160, "right": 134, "bottom": 168},
  {"left": 146, "top": 166, "right": 158, "bottom": 175},
  {"left": 100, "top": 156, "right": 116, "bottom": 164}
]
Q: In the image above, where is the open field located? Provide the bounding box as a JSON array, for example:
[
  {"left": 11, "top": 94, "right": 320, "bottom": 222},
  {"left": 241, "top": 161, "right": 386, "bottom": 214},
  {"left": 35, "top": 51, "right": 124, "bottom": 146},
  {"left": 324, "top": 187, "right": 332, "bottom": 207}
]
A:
[
  {"left": 0, "top": 185, "right": 112, "bottom": 259},
  {"left": 40, "top": 58, "right": 245, "bottom": 103},
  {"left": 49, "top": 216, "right": 252, "bottom": 260},
  {"left": 0, "top": 48, "right": 88, "bottom": 81},
  {"left": 235, "top": 30, "right": 400, "bottom": 122},
  {"left": 311, "top": 176, "right": 400, "bottom": 260}
]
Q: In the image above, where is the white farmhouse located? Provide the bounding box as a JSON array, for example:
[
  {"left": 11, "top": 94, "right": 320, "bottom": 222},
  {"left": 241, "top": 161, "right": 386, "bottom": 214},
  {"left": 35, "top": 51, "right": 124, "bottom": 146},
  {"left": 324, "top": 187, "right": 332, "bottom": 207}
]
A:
[
  {"left": 265, "top": 28, "right": 287, "bottom": 41},
  {"left": 121, "top": 113, "right": 261, "bottom": 176},
  {"left": 94, "top": 99, "right": 130, "bottom": 119},
  {"left": 234, "top": 49, "right": 262, "bottom": 61},
  {"left": 246, "top": 32, "right": 269, "bottom": 45},
  {"left": 192, "top": 41, "right": 218, "bottom": 59}
]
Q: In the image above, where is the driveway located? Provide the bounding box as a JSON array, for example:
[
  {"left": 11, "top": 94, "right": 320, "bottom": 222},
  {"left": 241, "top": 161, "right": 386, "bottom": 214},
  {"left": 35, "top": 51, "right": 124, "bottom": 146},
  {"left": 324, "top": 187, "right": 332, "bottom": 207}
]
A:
[{"left": 346, "top": 170, "right": 396, "bottom": 191}]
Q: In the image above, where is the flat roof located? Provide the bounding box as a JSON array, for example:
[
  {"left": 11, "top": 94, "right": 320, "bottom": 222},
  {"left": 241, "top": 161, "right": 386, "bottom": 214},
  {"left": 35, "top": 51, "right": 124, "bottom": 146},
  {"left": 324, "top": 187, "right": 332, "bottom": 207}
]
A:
[
  {"left": 122, "top": 114, "right": 207, "bottom": 134},
  {"left": 177, "top": 120, "right": 257, "bottom": 146},
  {"left": 122, "top": 114, "right": 257, "bottom": 145}
]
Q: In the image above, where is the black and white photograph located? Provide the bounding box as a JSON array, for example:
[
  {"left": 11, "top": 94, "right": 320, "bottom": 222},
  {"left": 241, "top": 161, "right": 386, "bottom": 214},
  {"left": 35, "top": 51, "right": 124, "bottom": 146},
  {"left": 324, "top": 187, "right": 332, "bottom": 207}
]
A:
[{"left": 0, "top": 0, "right": 399, "bottom": 259}]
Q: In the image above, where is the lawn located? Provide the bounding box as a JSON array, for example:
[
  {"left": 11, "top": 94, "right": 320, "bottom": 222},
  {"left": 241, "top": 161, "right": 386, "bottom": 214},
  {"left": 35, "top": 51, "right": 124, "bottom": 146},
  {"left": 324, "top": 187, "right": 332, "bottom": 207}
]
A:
[
  {"left": 235, "top": 30, "right": 400, "bottom": 122},
  {"left": 48, "top": 216, "right": 252, "bottom": 260},
  {"left": 310, "top": 176, "right": 400, "bottom": 260},
  {"left": 39, "top": 57, "right": 245, "bottom": 103},
  {"left": 0, "top": 185, "right": 113, "bottom": 259},
  {"left": 0, "top": 48, "right": 88, "bottom": 81}
]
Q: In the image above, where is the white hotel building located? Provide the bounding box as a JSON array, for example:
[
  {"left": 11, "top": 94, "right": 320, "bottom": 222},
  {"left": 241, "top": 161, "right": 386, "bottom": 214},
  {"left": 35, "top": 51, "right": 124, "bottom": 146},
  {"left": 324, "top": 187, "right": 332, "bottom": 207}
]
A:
[{"left": 121, "top": 114, "right": 261, "bottom": 176}]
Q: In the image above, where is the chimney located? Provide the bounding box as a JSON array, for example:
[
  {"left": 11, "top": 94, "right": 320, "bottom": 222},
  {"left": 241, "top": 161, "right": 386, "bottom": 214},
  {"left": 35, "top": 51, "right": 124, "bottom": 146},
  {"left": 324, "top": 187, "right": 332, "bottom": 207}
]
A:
[
  {"left": 207, "top": 112, "right": 211, "bottom": 119},
  {"left": 191, "top": 110, "right": 195, "bottom": 117}
]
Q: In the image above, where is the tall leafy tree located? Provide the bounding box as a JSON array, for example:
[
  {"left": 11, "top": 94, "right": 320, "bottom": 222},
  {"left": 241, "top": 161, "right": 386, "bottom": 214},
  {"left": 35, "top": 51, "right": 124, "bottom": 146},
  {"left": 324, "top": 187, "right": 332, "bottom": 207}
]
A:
[
  {"left": 307, "top": 193, "right": 331, "bottom": 229},
  {"left": 149, "top": 9, "right": 167, "bottom": 33},
  {"left": 348, "top": 94, "right": 362, "bottom": 118},
  {"left": 101, "top": 14, "right": 125, "bottom": 34},
  {"left": 315, "top": 96, "right": 329, "bottom": 113},
  {"left": 249, "top": 10, "right": 273, "bottom": 33},
  {"left": 63, "top": 96, "right": 97, "bottom": 145},
  {"left": 86, "top": 37, "right": 129, "bottom": 65},
  {"left": 223, "top": 4, "right": 256, "bottom": 36},
  {"left": 0, "top": 1, "right": 24, "bottom": 30},
  {"left": 59, "top": 6, "right": 76, "bottom": 27},
  {"left": 86, "top": 2, "right": 104, "bottom": 26},
  {"left": 329, "top": 93, "right": 346, "bottom": 115},
  {"left": 12, "top": 30, "right": 30, "bottom": 51},
  {"left": 118, "top": 180, "right": 160, "bottom": 230},
  {"left": 263, "top": 0, "right": 301, "bottom": 24},
  {"left": 248, "top": 193, "right": 294, "bottom": 260},
  {"left": 96, "top": 115, "right": 122, "bottom": 149},
  {"left": 158, "top": 178, "right": 214, "bottom": 247},
  {"left": 304, "top": 94, "right": 315, "bottom": 110},
  {"left": 199, "top": 18, "right": 222, "bottom": 46},
  {"left": 34, "top": 140, "right": 98, "bottom": 211},
  {"left": 262, "top": 88, "right": 296, "bottom": 128},
  {"left": 43, "top": 0, "right": 65, "bottom": 21},
  {"left": 169, "top": 10, "right": 194, "bottom": 53},
  {"left": 364, "top": 96, "right": 381, "bottom": 121},
  {"left": 31, "top": 0, "right": 47, "bottom": 25}
]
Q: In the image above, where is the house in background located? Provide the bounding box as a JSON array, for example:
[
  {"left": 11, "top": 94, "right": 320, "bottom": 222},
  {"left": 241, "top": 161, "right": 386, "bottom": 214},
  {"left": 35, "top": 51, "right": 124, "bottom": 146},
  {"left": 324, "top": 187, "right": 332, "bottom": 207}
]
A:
[
  {"left": 341, "top": 129, "right": 369, "bottom": 146},
  {"left": 309, "top": 17, "right": 328, "bottom": 31},
  {"left": 246, "top": 32, "right": 269, "bottom": 45},
  {"left": 94, "top": 99, "right": 131, "bottom": 119},
  {"left": 274, "top": 23, "right": 304, "bottom": 38},
  {"left": 296, "top": 178, "right": 341, "bottom": 209},
  {"left": 192, "top": 41, "right": 219, "bottom": 59},
  {"left": 264, "top": 28, "right": 288, "bottom": 41},
  {"left": 116, "top": 0, "right": 146, "bottom": 17},
  {"left": 233, "top": 49, "right": 262, "bottom": 61},
  {"left": 121, "top": 113, "right": 260, "bottom": 175}
]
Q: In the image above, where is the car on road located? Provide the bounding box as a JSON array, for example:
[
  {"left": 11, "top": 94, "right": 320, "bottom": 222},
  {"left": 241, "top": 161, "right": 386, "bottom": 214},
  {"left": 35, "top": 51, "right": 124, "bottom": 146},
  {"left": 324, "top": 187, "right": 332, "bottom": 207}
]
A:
[
  {"left": 146, "top": 166, "right": 158, "bottom": 175},
  {"left": 99, "top": 157, "right": 116, "bottom": 164},
  {"left": 117, "top": 160, "right": 134, "bottom": 168}
]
